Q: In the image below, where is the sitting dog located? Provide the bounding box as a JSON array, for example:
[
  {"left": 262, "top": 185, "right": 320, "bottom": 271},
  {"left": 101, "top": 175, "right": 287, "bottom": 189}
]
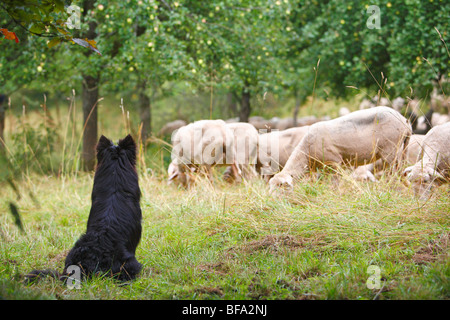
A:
[{"left": 25, "top": 134, "right": 142, "bottom": 283}]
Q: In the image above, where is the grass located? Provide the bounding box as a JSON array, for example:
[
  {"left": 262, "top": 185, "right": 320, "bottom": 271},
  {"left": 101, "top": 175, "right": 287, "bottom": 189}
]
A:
[
  {"left": 1, "top": 170, "right": 448, "bottom": 300},
  {"left": 0, "top": 99, "right": 449, "bottom": 300}
]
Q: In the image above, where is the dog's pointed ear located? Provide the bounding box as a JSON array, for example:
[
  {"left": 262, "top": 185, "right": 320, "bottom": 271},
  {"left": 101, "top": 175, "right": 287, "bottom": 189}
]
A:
[
  {"left": 97, "top": 135, "right": 113, "bottom": 153},
  {"left": 119, "top": 134, "right": 137, "bottom": 165},
  {"left": 118, "top": 134, "right": 136, "bottom": 152}
]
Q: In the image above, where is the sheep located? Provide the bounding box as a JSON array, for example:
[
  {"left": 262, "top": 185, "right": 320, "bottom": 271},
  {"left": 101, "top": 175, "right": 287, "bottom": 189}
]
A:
[
  {"left": 274, "top": 116, "right": 329, "bottom": 130},
  {"left": 168, "top": 119, "right": 241, "bottom": 187},
  {"left": 249, "top": 116, "right": 273, "bottom": 131},
  {"left": 403, "top": 122, "right": 450, "bottom": 199},
  {"left": 159, "top": 119, "right": 187, "bottom": 136},
  {"left": 257, "top": 126, "right": 310, "bottom": 179},
  {"left": 359, "top": 98, "right": 375, "bottom": 110},
  {"left": 225, "top": 117, "right": 239, "bottom": 123},
  {"left": 352, "top": 134, "right": 425, "bottom": 182},
  {"left": 222, "top": 122, "right": 259, "bottom": 182},
  {"left": 339, "top": 107, "right": 350, "bottom": 117},
  {"left": 273, "top": 117, "right": 294, "bottom": 131},
  {"left": 405, "top": 134, "right": 426, "bottom": 164},
  {"left": 359, "top": 96, "right": 390, "bottom": 110},
  {"left": 269, "top": 106, "right": 412, "bottom": 192},
  {"left": 431, "top": 112, "right": 450, "bottom": 127},
  {"left": 373, "top": 95, "right": 390, "bottom": 107},
  {"left": 392, "top": 97, "right": 405, "bottom": 112}
]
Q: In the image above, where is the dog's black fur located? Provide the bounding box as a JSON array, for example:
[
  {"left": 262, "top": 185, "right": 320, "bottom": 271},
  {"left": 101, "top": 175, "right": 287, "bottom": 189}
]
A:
[{"left": 25, "top": 134, "right": 142, "bottom": 283}]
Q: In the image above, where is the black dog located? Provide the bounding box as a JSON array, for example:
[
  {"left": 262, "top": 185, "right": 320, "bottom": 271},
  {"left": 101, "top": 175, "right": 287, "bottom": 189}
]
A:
[{"left": 26, "top": 134, "right": 142, "bottom": 283}]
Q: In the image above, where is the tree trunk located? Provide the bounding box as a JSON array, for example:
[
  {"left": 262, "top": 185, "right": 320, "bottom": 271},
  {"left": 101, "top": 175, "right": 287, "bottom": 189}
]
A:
[
  {"left": 138, "top": 81, "right": 151, "bottom": 145},
  {"left": 292, "top": 90, "right": 305, "bottom": 127},
  {"left": 0, "top": 95, "right": 6, "bottom": 149},
  {"left": 239, "top": 86, "right": 251, "bottom": 123},
  {"left": 80, "top": 0, "right": 99, "bottom": 171},
  {"left": 82, "top": 75, "right": 99, "bottom": 171},
  {"left": 226, "top": 92, "right": 238, "bottom": 118}
]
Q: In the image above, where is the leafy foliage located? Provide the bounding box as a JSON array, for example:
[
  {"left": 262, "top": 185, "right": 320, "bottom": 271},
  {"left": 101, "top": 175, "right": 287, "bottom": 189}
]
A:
[
  {"left": 1, "top": 0, "right": 449, "bottom": 123},
  {"left": 0, "top": 0, "right": 100, "bottom": 53},
  {"left": 285, "top": 0, "right": 450, "bottom": 100}
]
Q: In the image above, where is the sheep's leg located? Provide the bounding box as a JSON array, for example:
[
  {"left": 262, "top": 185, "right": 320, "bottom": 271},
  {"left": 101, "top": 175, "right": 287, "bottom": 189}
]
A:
[
  {"left": 229, "top": 163, "right": 242, "bottom": 183},
  {"left": 223, "top": 166, "right": 234, "bottom": 183},
  {"left": 205, "top": 165, "right": 214, "bottom": 184}
]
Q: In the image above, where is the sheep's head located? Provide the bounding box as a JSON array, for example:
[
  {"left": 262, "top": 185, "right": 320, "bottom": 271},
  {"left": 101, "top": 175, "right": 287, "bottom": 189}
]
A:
[
  {"left": 269, "top": 173, "right": 294, "bottom": 194},
  {"left": 168, "top": 161, "right": 191, "bottom": 188},
  {"left": 403, "top": 165, "right": 446, "bottom": 199},
  {"left": 352, "top": 166, "right": 377, "bottom": 182}
]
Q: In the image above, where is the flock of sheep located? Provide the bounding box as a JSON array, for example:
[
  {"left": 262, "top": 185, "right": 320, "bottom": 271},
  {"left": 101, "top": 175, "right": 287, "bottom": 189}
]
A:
[{"left": 164, "top": 101, "right": 450, "bottom": 200}]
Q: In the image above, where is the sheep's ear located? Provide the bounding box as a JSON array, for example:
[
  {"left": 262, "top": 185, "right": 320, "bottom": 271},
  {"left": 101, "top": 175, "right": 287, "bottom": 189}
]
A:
[
  {"left": 97, "top": 135, "right": 112, "bottom": 153},
  {"left": 118, "top": 134, "right": 136, "bottom": 152}
]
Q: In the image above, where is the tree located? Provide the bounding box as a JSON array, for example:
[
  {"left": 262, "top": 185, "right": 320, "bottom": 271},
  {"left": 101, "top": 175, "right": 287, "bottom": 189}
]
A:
[
  {"left": 98, "top": 0, "right": 190, "bottom": 143},
  {"left": 284, "top": 0, "right": 449, "bottom": 108},
  {"left": 79, "top": 0, "right": 100, "bottom": 171},
  {"left": 161, "top": 0, "right": 290, "bottom": 122}
]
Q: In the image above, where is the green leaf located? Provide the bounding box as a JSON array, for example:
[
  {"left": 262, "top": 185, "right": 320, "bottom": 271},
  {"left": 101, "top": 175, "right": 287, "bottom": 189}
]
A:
[
  {"left": 47, "top": 37, "right": 62, "bottom": 48},
  {"left": 29, "top": 22, "right": 45, "bottom": 34}
]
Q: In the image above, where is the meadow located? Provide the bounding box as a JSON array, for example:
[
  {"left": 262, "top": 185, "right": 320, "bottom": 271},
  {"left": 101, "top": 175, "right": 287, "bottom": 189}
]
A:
[{"left": 0, "top": 96, "right": 449, "bottom": 300}]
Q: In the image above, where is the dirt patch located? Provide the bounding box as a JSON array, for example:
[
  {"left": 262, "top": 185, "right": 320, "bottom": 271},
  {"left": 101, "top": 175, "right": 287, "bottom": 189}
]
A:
[
  {"left": 194, "top": 286, "right": 224, "bottom": 296},
  {"left": 225, "top": 233, "right": 331, "bottom": 256},
  {"left": 412, "top": 232, "right": 449, "bottom": 265},
  {"left": 239, "top": 235, "right": 305, "bottom": 253},
  {"left": 197, "top": 262, "right": 230, "bottom": 275}
]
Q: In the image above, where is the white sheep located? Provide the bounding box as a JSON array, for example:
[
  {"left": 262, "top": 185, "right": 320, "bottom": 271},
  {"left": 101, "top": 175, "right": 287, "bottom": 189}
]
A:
[
  {"left": 168, "top": 119, "right": 241, "bottom": 187},
  {"left": 222, "top": 122, "right": 259, "bottom": 182},
  {"left": 404, "top": 122, "right": 450, "bottom": 199},
  {"left": 269, "top": 107, "right": 412, "bottom": 192},
  {"left": 351, "top": 134, "right": 425, "bottom": 182},
  {"left": 257, "top": 126, "right": 310, "bottom": 179}
]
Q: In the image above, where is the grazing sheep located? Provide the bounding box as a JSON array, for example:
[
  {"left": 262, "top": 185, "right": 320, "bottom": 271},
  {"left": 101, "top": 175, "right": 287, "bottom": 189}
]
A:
[
  {"left": 274, "top": 116, "right": 328, "bottom": 129},
  {"left": 352, "top": 134, "right": 425, "bottom": 182},
  {"left": 359, "top": 96, "right": 390, "bottom": 110},
  {"left": 269, "top": 107, "right": 412, "bottom": 192},
  {"left": 373, "top": 96, "right": 390, "bottom": 107},
  {"left": 257, "top": 126, "right": 310, "bottom": 179},
  {"left": 407, "top": 108, "right": 433, "bottom": 135},
  {"left": 431, "top": 112, "right": 450, "bottom": 127},
  {"left": 405, "top": 134, "right": 426, "bottom": 164},
  {"left": 223, "top": 122, "right": 259, "bottom": 181},
  {"left": 168, "top": 119, "right": 241, "bottom": 187},
  {"left": 159, "top": 119, "right": 187, "bottom": 136},
  {"left": 339, "top": 107, "right": 350, "bottom": 117},
  {"left": 403, "top": 122, "right": 450, "bottom": 199},
  {"left": 392, "top": 97, "right": 405, "bottom": 112},
  {"left": 249, "top": 116, "right": 273, "bottom": 131},
  {"left": 225, "top": 117, "right": 239, "bottom": 123},
  {"left": 359, "top": 98, "right": 375, "bottom": 110}
]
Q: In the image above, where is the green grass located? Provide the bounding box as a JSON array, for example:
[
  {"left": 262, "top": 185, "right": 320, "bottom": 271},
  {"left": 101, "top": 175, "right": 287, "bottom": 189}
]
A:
[
  {"left": 0, "top": 100, "right": 448, "bottom": 300},
  {"left": 1, "top": 171, "right": 448, "bottom": 300}
]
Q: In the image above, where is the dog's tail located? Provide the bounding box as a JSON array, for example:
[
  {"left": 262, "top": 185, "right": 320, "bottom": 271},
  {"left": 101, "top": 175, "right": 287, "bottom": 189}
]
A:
[{"left": 23, "top": 269, "right": 62, "bottom": 285}]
